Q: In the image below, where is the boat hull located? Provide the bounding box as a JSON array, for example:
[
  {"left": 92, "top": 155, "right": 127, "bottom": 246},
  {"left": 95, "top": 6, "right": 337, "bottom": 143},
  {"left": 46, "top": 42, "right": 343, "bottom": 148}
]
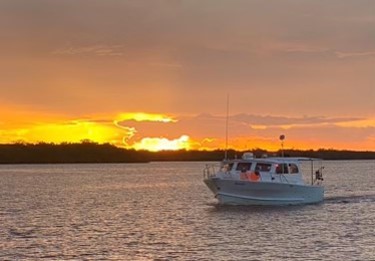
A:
[{"left": 204, "top": 178, "right": 324, "bottom": 206}]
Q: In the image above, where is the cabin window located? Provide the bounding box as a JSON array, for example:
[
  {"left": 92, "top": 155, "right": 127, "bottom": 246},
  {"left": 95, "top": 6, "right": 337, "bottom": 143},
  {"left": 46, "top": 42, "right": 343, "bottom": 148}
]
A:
[
  {"left": 288, "top": 164, "right": 299, "bottom": 174},
  {"left": 275, "top": 164, "right": 289, "bottom": 174},
  {"left": 255, "top": 163, "right": 272, "bottom": 172},
  {"left": 236, "top": 162, "right": 252, "bottom": 172}
]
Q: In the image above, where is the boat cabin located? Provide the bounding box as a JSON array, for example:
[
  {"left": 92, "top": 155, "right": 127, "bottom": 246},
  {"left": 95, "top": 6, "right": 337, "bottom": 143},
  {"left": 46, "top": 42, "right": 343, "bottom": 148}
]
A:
[{"left": 218, "top": 156, "right": 307, "bottom": 185}]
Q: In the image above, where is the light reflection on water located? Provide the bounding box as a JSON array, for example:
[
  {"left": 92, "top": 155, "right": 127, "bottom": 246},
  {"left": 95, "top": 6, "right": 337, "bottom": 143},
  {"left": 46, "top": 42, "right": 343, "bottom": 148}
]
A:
[{"left": 0, "top": 161, "right": 374, "bottom": 260}]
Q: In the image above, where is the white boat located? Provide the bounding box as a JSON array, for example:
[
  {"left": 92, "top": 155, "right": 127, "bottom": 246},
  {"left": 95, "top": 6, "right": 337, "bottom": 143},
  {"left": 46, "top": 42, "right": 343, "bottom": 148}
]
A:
[{"left": 203, "top": 152, "right": 324, "bottom": 206}]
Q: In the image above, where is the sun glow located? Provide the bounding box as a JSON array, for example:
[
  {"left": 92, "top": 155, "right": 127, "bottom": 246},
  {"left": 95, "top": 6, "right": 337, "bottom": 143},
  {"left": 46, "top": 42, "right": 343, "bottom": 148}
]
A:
[
  {"left": 132, "top": 135, "right": 191, "bottom": 151},
  {"left": 0, "top": 120, "right": 123, "bottom": 145}
]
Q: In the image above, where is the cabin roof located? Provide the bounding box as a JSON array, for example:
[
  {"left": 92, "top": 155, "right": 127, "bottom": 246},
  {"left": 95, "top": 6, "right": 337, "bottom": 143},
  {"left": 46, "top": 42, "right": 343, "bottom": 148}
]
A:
[{"left": 224, "top": 157, "right": 321, "bottom": 164}]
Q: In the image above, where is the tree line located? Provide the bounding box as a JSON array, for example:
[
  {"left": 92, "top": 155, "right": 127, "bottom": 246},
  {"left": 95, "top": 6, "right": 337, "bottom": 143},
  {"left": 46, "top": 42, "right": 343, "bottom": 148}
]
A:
[{"left": 0, "top": 142, "right": 374, "bottom": 164}]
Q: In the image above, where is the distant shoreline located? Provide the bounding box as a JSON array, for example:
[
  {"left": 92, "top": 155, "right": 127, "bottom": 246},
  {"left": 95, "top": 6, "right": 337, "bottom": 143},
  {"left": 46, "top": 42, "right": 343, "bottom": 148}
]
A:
[{"left": 0, "top": 142, "right": 374, "bottom": 164}]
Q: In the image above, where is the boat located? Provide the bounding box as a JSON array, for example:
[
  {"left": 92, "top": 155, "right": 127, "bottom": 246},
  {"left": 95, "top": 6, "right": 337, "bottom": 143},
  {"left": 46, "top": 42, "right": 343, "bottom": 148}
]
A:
[{"left": 203, "top": 152, "right": 324, "bottom": 206}]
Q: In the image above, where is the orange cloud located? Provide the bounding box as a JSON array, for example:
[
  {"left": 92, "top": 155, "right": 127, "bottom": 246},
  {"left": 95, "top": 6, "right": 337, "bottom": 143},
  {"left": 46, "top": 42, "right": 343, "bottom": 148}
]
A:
[
  {"left": 115, "top": 112, "right": 176, "bottom": 123},
  {"left": 335, "top": 119, "right": 375, "bottom": 128}
]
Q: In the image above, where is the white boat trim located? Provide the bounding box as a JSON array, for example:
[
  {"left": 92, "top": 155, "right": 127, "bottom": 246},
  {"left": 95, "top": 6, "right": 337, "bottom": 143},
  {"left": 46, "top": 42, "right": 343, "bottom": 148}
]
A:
[{"left": 217, "top": 192, "right": 305, "bottom": 202}]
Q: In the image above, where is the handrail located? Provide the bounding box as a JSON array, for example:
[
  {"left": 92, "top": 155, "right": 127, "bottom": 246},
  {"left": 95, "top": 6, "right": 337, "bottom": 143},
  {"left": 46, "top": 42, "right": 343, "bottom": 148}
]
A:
[{"left": 203, "top": 164, "right": 217, "bottom": 179}]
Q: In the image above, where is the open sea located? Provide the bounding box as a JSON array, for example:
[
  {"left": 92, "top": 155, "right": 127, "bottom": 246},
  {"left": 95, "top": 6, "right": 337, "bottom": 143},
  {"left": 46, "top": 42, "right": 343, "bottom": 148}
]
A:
[{"left": 0, "top": 160, "right": 374, "bottom": 260}]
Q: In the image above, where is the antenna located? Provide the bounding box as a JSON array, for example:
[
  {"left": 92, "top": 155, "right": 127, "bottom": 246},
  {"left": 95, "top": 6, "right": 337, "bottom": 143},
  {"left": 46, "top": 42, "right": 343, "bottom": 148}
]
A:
[
  {"left": 279, "top": 134, "right": 285, "bottom": 158},
  {"left": 225, "top": 94, "right": 229, "bottom": 160}
]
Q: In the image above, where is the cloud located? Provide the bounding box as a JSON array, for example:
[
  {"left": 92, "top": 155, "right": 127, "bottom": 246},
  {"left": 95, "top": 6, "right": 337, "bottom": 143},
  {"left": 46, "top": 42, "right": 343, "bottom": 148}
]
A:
[
  {"left": 115, "top": 113, "right": 368, "bottom": 137},
  {"left": 113, "top": 112, "right": 375, "bottom": 150},
  {"left": 262, "top": 42, "right": 330, "bottom": 55},
  {"left": 230, "top": 114, "right": 365, "bottom": 127},
  {"left": 53, "top": 44, "right": 124, "bottom": 56},
  {"left": 115, "top": 112, "right": 177, "bottom": 123},
  {"left": 335, "top": 51, "right": 375, "bottom": 59}
]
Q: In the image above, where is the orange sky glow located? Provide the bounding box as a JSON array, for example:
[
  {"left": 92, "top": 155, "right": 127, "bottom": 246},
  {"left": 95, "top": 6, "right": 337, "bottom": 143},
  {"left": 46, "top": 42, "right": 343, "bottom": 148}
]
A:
[{"left": 0, "top": 1, "right": 374, "bottom": 152}]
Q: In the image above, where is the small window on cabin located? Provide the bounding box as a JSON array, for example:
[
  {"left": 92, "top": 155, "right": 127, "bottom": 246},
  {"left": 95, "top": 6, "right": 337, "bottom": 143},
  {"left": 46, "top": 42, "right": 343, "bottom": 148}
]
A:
[
  {"left": 289, "top": 164, "right": 299, "bottom": 174},
  {"left": 255, "top": 163, "right": 272, "bottom": 172},
  {"left": 275, "top": 164, "right": 289, "bottom": 174},
  {"left": 236, "top": 162, "right": 252, "bottom": 172}
]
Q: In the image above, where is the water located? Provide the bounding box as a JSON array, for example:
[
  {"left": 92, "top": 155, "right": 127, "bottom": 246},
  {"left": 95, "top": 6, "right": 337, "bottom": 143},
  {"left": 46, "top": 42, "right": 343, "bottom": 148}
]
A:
[{"left": 0, "top": 161, "right": 374, "bottom": 260}]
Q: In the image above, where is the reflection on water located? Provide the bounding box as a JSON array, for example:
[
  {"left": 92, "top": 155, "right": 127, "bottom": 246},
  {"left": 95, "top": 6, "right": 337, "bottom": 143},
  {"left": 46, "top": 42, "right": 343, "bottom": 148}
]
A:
[{"left": 0, "top": 161, "right": 374, "bottom": 260}]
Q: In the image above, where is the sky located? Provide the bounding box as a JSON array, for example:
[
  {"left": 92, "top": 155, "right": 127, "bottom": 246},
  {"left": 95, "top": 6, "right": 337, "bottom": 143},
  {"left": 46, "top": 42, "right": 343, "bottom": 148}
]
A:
[{"left": 0, "top": 0, "right": 374, "bottom": 151}]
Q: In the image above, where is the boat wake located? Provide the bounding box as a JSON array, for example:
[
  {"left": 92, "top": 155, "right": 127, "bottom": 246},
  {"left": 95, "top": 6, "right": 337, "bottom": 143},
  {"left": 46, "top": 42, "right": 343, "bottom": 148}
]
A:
[
  {"left": 324, "top": 194, "right": 375, "bottom": 204},
  {"left": 205, "top": 202, "right": 312, "bottom": 213}
]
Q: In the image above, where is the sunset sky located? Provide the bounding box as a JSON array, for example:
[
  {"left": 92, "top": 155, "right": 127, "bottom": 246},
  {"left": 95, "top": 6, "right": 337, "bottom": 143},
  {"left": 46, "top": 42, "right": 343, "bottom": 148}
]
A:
[{"left": 0, "top": 0, "right": 374, "bottom": 151}]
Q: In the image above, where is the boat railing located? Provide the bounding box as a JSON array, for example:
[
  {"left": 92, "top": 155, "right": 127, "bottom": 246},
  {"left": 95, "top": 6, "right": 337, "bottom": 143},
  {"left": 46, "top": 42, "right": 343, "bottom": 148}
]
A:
[
  {"left": 312, "top": 166, "right": 324, "bottom": 185},
  {"left": 203, "top": 164, "right": 219, "bottom": 179}
]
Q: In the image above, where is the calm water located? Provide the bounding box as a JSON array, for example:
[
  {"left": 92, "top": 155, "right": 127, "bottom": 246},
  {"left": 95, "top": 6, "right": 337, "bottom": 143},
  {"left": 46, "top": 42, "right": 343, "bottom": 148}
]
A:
[{"left": 0, "top": 161, "right": 374, "bottom": 260}]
